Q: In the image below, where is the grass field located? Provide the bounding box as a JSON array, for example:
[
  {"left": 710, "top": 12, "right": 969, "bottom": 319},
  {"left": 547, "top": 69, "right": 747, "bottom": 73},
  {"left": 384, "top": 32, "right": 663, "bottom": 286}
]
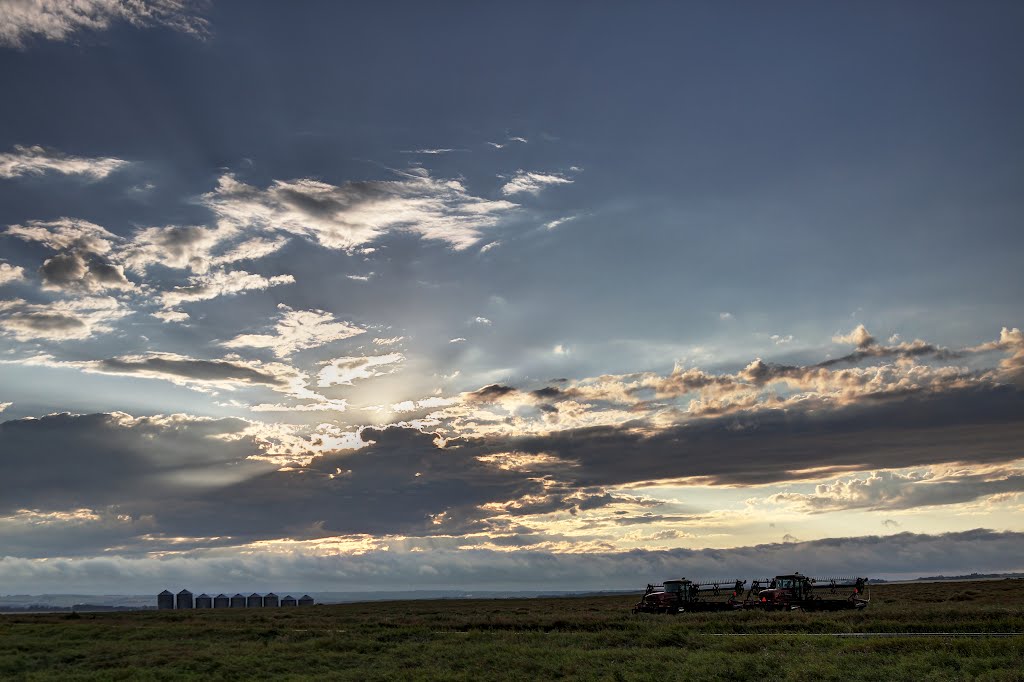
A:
[{"left": 0, "top": 580, "right": 1021, "bottom": 680}]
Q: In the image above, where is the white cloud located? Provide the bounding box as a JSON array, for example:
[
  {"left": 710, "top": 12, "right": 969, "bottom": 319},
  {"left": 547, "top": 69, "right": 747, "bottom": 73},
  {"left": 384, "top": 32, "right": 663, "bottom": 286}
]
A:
[
  {"left": 449, "top": 337, "right": 466, "bottom": 344},
  {"left": 473, "top": 316, "right": 492, "bottom": 326},
  {"left": 0, "top": 145, "right": 127, "bottom": 180},
  {"left": 770, "top": 334, "right": 794, "bottom": 345},
  {"left": 544, "top": 215, "right": 578, "bottom": 230},
  {"left": 0, "top": 0, "right": 209, "bottom": 49},
  {"left": 223, "top": 305, "right": 364, "bottom": 358},
  {"left": 317, "top": 353, "right": 405, "bottom": 387},
  {"left": 203, "top": 170, "right": 517, "bottom": 252},
  {"left": 157, "top": 270, "right": 294, "bottom": 308},
  {"left": 719, "top": 312, "right": 734, "bottom": 320},
  {"left": 400, "top": 148, "right": 465, "bottom": 155},
  {"left": 373, "top": 336, "right": 404, "bottom": 346},
  {"left": 0, "top": 296, "right": 130, "bottom": 341},
  {"left": 4, "top": 218, "right": 119, "bottom": 255},
  {"left": 0, "top": 263, "right": 26, "bottom": 285},
  {"left": 0, "top": 402, "right": 11, "bottom": 413},
  {"left": 479, "top": 241, "right": 500, "bottom": 253},
  {"left": 500, "top": 170, "right": 574, "bottom": 196},
  {"left": 151, "top": 310, "right": 189, "bottom": 324},
  {"left": 833, "top": 324, "right": 876, "bottom": 349}
]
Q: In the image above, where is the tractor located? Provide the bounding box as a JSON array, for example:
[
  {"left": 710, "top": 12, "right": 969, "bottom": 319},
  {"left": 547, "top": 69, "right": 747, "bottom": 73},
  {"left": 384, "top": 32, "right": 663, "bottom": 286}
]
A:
[
  {"left": 633, "top": 578, "right": 745, "bottom": 614},
  {"left": 756, "top": 572, "right": 869, "bottom": 611}
]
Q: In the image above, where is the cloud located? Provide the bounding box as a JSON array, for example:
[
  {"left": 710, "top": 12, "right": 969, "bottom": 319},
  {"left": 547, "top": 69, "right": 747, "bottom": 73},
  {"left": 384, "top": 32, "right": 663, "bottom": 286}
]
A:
[
  {"left": 222, "top": 305, "right": 364, "bottom": 358},
  {"left": 719, "top": 312, "right": 734, "bottom": 320},
  {"left": 0, "top": 0, "right": 209, "bottom": 49},
  {"left": 449, "top": 337, "right": 466, "bottom": 343},
  {"left": 89, "top": 353, "right": 302, "bottom": 392},
  {"left": 372, "top": 336, "right": 404, "bottom": 346},
  {"left": 0, "top": 263, "right": 26, "bottom": 285},
  {"left": 544, "top": 215, "right": 578, "bottom": 230},
  {"left": 0, "top": 145, "right": 127, "bottom": 179},
  {"left": 4, "top": 218, "right": 119, "bottom": 255},
  {"left": 203, "top": 170, "right": 517, "bottom": 252},
  {"left": 0, "top": 529, "right": 1021, "bottom": 592},
  {"left": 4, "top": 218, "right": 133, "bottom": 291},
  {"left": 0, "top": 296, "right": 130, "bottom": 340},
  {"left": 39, "top": 251, "right": 133, "bottom": 291},
  {"left": 121, "top": 225, "right": 225, "bottom": 273},
  {"left": 400, "top": 148, "right": 466, "bottom": 155},
  {"left": 473, "top": 316, "right": 491, "bottom": 325},
  {"left": 500, "top": 170, "right": 573, "bottom": 196},
  {"left": 0, "top": 402, "right": 11, "bottom": 412},
  {"left": 834, "top": 324, "right": 876, "bottom": 349},
  {"left": 762, "top": 466, "right": 1024, "bottom": 512},
  {"left": 121, "top": 224, "right": 289, "bottom": 274},
  {"left": 317, "top": 353, "right": 405, "bottom": 387},
  {"left": 157, "top": 270, "right": 294, "bottom": 308},
  {"left": 0, "top": 411, "right": 268, "bottom": 517}
]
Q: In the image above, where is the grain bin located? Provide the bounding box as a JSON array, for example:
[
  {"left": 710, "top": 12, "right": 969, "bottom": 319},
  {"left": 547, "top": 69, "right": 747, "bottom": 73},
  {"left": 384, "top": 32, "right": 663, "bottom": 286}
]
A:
[
  {"left": 176, "top": 589, "right": 193, "bottom": 609},
  {"left": 247, "top": 592, "right": 264, "bottom": 608},
  {"left": 281, "top": 595, "right": 297, "bottom": 607},
  {"left": 213, "top": 594, "right": 230, "bottom": 608},
  {"left": 230, "top": 593, "right": 247, "bottom": 608},
  {"left": 195, "top": 594, "right": 213, "bottom": 609},
  {"left": 264, "top": 592, "right": 279, "bottom": 607},
  {"left": 157, "top": 590, "right": 174, "bottom": 610},
  {"left": 298, "top": 594, "right": 314, "bottom": 607}
]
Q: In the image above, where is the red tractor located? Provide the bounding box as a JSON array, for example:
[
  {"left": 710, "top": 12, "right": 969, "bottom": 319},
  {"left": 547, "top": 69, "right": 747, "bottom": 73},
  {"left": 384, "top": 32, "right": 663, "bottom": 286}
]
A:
[
  {"left": 633, "top": 578, "right": 746, "bottom": 614},
  {"left": 756, "top": 573, "right": 869, "bottom": 611}
]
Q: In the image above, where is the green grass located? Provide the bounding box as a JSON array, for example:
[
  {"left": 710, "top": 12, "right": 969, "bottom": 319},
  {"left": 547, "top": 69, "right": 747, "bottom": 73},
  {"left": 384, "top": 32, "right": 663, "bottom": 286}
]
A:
[{"left": 0, "top": 580, "right": 1021, "bottom": 680}]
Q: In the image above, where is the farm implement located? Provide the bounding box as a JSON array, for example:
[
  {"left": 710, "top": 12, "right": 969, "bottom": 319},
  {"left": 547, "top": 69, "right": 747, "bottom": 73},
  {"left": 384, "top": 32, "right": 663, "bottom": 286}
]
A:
[
  {"left": 634, "top": 572, "right": 870, "bottom": 614},
  {"left": 755, "top": 573, "right": 870, "bottom": 611},
  {"left": 633, "top": 578, "right": 746, "bottom": 614}
]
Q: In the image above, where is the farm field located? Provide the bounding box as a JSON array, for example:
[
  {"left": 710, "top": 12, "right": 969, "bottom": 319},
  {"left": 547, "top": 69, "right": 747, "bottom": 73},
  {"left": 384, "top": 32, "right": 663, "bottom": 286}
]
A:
[{"left": 0, "top": 580, "right": 1021, "bottom": 680}]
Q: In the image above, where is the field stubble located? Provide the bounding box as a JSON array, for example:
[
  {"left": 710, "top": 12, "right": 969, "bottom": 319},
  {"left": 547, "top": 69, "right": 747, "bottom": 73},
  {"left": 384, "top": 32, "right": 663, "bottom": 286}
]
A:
[{"left": 0, "top": 580, "right": 1021, "bottom": 680}]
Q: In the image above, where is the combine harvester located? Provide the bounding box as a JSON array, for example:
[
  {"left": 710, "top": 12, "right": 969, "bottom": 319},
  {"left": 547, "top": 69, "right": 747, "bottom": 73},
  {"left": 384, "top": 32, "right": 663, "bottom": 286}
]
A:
[
  {"left": 754, "top": 572, "right": 870, "bottom": 611},
  {"left": 633, "top": 578, "right": 746, "bottom": 614}
]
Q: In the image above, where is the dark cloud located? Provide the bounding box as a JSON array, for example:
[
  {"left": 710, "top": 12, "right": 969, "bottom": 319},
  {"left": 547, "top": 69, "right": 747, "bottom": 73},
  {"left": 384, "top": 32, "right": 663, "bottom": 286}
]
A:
[
  {"left": 468, "top": 384, "right": 518, "bottom": 402},
  {"left": 530, "top": 386, "right": 563, "bottom": 399},
  {"left": 0, "top": 529, "right": 1020, "bottom": 594},
  {"left": 0, "top": 412, "right": 267, "bottom": 515},
  {"left": 498, "top": 384, "right": 1024, "bottom": 487},
  {"left": 96, "top": 354, "right": 290, "bottom": 387}
]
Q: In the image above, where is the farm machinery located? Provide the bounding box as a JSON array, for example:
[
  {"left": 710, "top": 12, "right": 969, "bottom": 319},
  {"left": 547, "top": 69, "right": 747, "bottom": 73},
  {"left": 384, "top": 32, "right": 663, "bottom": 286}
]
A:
[
  {"left": 632, "top": 573, "right": 870, "bottom": 614},
  {"left": 633, "top": 578, "right": 746, "bottom": 614},
  {"left": 754, "top": 573, "right": 870, "bottom": 611}
]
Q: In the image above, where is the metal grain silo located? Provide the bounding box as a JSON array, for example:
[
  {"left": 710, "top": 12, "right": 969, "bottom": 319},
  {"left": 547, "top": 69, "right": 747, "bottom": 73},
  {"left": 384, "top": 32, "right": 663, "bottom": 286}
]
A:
[
  {"left": 213, "top": 594, "right": 230, "bottom": 608},
  {"left": 157, "top": 590, "right": 174, "bottom": 610},
  {"left": 230, "top": 593, "right": 247, "bottom": 608},
  {"left": 176, "top": 589, "right": 193, "bottom": 609},
  {"left": 263, "top": 593, "right": 279, "bottom": 607},
  {"left": 195, "top": 593, "right": 213, "bottom": 609},
  {"left": 298, "top": 594, "right": 314, "bottom": 607},
  {"left": 280, "top": 595, "right": 297, "bottom": 607},
  {"left": 247, "top": 592, "right": 264, "bottom": 608}
]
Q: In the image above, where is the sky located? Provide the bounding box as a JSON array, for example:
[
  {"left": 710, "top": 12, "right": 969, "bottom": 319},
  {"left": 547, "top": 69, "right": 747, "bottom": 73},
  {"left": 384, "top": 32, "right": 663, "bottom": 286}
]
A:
[{"left": 0, "top": 0, "right": 1022, "bottom": 594}]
